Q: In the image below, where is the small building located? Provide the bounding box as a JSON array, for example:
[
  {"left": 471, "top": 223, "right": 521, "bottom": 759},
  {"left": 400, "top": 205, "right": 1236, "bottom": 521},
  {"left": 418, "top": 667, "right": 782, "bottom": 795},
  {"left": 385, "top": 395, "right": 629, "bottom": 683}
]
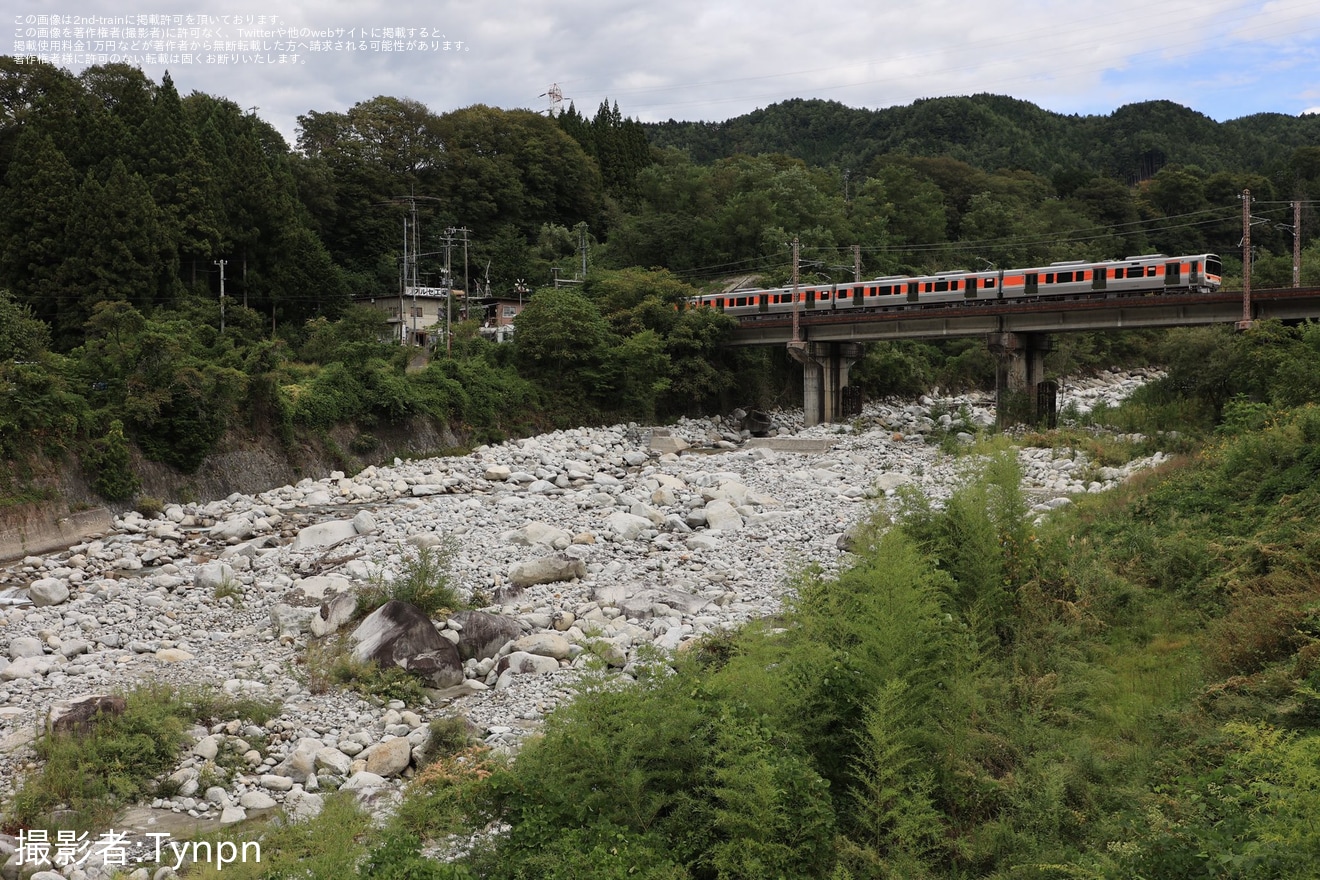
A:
[
  {"left": 356, "top": 287, "right": 464, "bottom": 347},
  {"left": 471, "top": 293, "right": 529, "bottom": 342},
  {"left": 483, "top": 295, "right": 527, "bottom": 328}
]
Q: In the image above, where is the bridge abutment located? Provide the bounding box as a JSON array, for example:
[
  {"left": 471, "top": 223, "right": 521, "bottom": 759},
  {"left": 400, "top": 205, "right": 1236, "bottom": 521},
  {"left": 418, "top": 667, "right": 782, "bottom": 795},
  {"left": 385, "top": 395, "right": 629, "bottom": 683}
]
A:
[
  {"left": 987, "top": 332, "right": 1055, "bottom": 428},
  {"left": 789, "top": 341, "right": 863, "bottom": 427}
]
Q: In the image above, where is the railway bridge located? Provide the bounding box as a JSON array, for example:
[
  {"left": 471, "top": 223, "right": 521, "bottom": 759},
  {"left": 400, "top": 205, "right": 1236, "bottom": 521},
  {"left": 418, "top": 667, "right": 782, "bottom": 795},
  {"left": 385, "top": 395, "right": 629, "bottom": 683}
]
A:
[{"left": 727, "top": 286, "right": 1320, "bottom": 427}]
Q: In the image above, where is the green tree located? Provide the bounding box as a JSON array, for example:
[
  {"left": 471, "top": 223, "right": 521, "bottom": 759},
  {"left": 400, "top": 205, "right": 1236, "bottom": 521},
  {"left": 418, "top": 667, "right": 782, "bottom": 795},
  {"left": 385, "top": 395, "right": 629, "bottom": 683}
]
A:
[
  {"left": 584, "top": 267, "right": 694, "bottom": 336},
  {"left": 513, "top": 287, "right": 612, "bottom": 392},
  {"left": 662, "top": 307, "right": 739, "bottom": 414},
  {"left": 133, "top": 71, "right": 220, "bottom": 289},
  {"left": 56, "top": 161, "right": 169, "bottom": 346},
  {"left": 0, "top": 129, "right": 79, "bottom": 333},
  {"left": 434, "top": 104, "right": 603, "bottom": 238},
  {"left": 84, "top": 418, "right": 140, "bottom": 501}
]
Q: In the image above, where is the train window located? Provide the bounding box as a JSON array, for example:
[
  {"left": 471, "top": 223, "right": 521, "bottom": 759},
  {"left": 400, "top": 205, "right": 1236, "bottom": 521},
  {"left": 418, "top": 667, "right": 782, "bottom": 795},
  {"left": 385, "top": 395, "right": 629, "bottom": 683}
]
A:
[
  {"left": 987, "top": 278, "right": 995, "bottom": 287},
  {"left": 1057, "top": 271, "right": 1073, "bottom": 283},
  {"left": 934, "top": 280, "right": 949, "bottom": 292}
]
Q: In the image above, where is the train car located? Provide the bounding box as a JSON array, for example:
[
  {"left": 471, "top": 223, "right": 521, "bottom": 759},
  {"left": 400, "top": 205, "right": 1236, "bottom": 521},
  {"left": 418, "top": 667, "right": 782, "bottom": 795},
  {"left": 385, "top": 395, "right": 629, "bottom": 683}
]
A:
[
  {"left": 683, "top": 253, "right": 1221, "bottom": 316},
  {"left": 899, "top": 268, "right": 1003, "bottom": 305},
  {"left": 1001, "top": 254, "right": 1222, "bottom": 299}
]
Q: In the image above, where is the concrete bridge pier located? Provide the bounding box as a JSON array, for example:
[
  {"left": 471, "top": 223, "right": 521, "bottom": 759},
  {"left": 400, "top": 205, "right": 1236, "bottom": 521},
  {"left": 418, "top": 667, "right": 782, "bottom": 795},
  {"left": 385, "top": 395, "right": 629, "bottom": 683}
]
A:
[
  {"left": 987, "top": 332, "right": 1055, "bottom": 428},
  {"left": 788, "top": 341, "right": 863, "bottom": 427}
]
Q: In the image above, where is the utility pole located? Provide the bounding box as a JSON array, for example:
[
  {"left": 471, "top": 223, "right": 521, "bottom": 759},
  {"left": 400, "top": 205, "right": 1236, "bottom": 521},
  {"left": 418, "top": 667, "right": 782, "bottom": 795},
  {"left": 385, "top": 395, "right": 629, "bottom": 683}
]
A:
[
  {"left": 400, "top": 216, "right": 408, "bottom": 344},
  {"left": 1238, "top": 189, "right": 1253, "bottom": 330},
  {"left": 1295, "top": 199, "right": 1303, "bottom": 288},
  {"left": 791, "top": 236, "right": 801, "bottom": 344},
  {"left": 853, "top": 244, "right": 861, "bottom": 283},
  {"left": 577, "top": 222, "right": 588, "bottom": 280},
  {"left": 215, "top": 259, "right": 227, "bottom": 334},
  {"left": 446, "top": 226, "right": 471, "bottom": 319},
  {"left": 443, "top": 228, "right": 454, "bottom": 355}
]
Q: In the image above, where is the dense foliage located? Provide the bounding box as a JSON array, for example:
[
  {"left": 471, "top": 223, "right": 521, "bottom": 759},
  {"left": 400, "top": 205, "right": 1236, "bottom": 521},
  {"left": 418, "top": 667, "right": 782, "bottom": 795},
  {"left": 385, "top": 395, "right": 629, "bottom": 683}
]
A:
[{"left": 354, "top": 397, "right": 1320, "bottom": 877}]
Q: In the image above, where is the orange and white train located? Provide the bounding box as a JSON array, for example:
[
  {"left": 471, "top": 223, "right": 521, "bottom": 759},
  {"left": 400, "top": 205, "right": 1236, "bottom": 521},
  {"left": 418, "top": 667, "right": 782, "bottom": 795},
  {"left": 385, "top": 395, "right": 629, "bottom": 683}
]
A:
[{"left": 685, "top": 253, "right": 1222, "bottom": 316}]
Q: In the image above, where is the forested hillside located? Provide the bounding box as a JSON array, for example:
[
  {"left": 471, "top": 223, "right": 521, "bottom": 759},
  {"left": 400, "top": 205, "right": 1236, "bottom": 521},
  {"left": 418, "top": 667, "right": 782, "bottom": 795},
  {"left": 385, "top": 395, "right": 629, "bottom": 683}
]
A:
[
  {"left": 646, "top": 94, "right": 1320, "bottom": 184},
  {"left": 2, "top": 56, "right": 1320, "bottom": 507}
]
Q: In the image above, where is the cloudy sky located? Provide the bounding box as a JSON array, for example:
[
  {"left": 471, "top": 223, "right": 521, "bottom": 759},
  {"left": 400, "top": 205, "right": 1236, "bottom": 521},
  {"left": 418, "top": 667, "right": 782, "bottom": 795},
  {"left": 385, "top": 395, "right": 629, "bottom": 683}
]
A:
[{"left": 17, "top": 0, "right": 1320, "bottom": 147}]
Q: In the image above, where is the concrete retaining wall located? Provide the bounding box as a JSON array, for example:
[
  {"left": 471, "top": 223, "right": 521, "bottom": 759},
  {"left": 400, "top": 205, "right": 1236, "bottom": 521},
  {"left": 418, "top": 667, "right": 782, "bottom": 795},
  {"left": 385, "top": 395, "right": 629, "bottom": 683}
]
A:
[{"left": 0, "top": 505, "right": 114, "bottom": 562}]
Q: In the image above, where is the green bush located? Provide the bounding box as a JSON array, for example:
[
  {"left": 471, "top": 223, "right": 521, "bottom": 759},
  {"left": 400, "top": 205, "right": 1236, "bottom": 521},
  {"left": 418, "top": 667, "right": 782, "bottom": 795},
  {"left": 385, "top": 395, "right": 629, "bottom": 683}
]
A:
[
  {"left": 8, "top": 684, "right": 197, "bottom": 830},
  {"left": 358, "top": 542, "right": 463, "bottom": 618},
  {"left": 83, "top": 418, "right": 140, "bottom": 501},
  {"left": 134, "top": 495, "right": 164, "bottom": 518}
]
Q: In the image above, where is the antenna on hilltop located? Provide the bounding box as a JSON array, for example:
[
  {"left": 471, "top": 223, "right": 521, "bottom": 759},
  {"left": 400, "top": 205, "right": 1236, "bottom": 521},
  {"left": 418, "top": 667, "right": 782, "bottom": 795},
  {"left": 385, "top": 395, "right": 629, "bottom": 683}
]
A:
[{"left": 539, "top": 83, "right": 564, "bottom": 116}]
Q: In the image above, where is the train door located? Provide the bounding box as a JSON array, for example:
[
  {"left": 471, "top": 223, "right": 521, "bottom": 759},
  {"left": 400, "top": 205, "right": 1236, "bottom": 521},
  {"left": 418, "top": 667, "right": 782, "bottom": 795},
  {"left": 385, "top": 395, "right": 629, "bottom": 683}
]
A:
[
  {"left": 1092, "top": 268, "right": 1107, "bottom": 291},
  {"left": 853, "top": 285, "right": 864, "bottom": 307},
  {"left": 758, "top": 293, "right": 769, "bottom": 313},
  {"left": 805, "top": 289, "right": 816, "bottom": 310},
  {"left": 1189, "top": 260, "right": 1201, "bottom": 289},
  {"left": 963, "top": 278, "right": 977, "bottom": 299},
  {"left": 1025, "top": 273, "right": 1039, "bottom": 295},
  {"left": 906, "top": 281, "right": 919, "bottom": 303},
  {"left": 1164, "top": 261, "right": 1181, "bottom": 287}
]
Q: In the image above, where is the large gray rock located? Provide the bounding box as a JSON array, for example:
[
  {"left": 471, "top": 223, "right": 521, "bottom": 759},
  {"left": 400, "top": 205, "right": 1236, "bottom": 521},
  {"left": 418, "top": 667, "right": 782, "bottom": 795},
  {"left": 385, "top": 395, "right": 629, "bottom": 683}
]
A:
[
  {"left": 276, "top": 737, "right": 323, "bottom": 783},
  {"left": 364, "top": 737, "right": 412, "bottom": 777},
  {"left": 310, "top": 591, "right": 358, "bottom": 638},
  {"left": 702, "top": 500, "right": 744, "bottom": 532},
  {"left": 28, "top": 577, "right": 69, "bottom": 606},
  {"left": 292, "top": 520, "right": 359, "bottom": 551},
  {"left": 8, "top": 636, "right": 44, "bottom": 659},
  {"left": 511, "top": 632, "right": 572, "bottom": 660},
  {"left": 450, "top": 610, "right": 524, "bottom": 661},
  {"left": 315, "top": 746, "right": 353, "bottom": 776},
  {"left": 271, "top": 604, "right": 318, "bottom": 639},
  {"left": 496, "top": 651, "right": 560, "bottom": 675},
  {"left": 499, "top": 521, "right": 571, "bottom": 548},
  {"left": 292, "top": 575, "right": 353, "bottom": 602},
  {"left": 508, "top": 554, "right": 586, "bottom": 588},
  {"left": 275, "top": 576, "right": 355, "bottom": 639},
  {"left": 349, "top": 600, "right": 463, "bottom": 688},
  {"left": 210, "top": 516, "right": 255, "bottom": 541},
  {"left": 607, "top": 511, "right": 652, "bottom": 541},
  {"left": 194, "top": 562, "right": 236, "bottom": 593},
  {"left": 593, "top": 583, "right": 714, "bottom": 619},
  {"left": 0, "top": 656, "right": 49, "bottom": 681},
  {"left": 352, "top": 510, "right": 378, "bottom": 536}
]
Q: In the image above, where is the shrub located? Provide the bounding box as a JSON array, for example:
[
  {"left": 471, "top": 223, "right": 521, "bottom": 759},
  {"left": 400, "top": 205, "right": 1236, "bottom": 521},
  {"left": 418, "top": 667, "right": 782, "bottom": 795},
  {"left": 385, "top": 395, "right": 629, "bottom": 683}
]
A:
[
  {"left": 298, "top": 637, "right": 428, "bottom": 704},
  {"left": 83, "top": 419, "right": 140, "bottom": 502},
  {"left": 134, "top": 495, "right": 164, "bottom": 518},
  {"left": 8, "top": 684, "right": 193, "bottom": 830},
  {"left": 419, "top": 715, "right": 475, "bottom": 767},
  {"left": 358, "top": 542, "right": 463, "bottom": 618}
]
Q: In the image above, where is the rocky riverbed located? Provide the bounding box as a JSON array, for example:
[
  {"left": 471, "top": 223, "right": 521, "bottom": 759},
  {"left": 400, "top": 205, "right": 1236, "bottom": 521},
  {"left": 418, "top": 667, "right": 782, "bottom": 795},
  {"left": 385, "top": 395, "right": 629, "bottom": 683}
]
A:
[{"left": 0, "top": 370, "right": 1166, "bottom": 880}]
